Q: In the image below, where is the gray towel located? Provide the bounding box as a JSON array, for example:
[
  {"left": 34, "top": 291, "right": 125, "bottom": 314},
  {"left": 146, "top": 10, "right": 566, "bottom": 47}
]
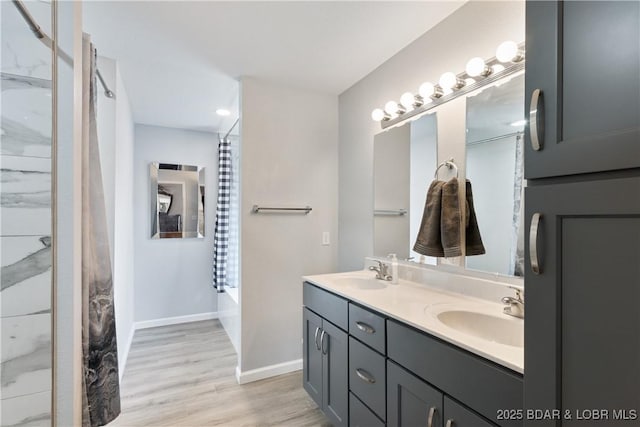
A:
[
  {"left": 441, "top": 178, "right": 462, "bottom": 257},
  {"left": 465, "top": 180, "right": 486, "bottom": 256},
  {"left": 413, "top": 180, "right": 446, "bottom": 257}
]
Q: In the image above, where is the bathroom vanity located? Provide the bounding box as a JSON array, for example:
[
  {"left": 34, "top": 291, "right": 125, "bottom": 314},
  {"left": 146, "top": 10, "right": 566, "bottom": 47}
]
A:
[{"left": 302, "top": 269, "right": 524, "bottom": 427}]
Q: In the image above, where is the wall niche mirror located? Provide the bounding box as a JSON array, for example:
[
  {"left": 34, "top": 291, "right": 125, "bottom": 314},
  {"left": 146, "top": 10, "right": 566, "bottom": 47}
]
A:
[
  {"left": 465, "top": 73, "right": 525, "bottom": 276},
  {"left": 373, "top": 113, "right": 438, "bottom": 262},
  {"left": 150, "top": 162, "right": 205, "bottom": 239}
]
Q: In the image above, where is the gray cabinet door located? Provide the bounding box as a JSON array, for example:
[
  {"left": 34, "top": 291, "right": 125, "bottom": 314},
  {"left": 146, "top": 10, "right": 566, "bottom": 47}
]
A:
[
  {"left": 524, "top": 177, "right": 640, "bottom": 426},
  {"left": 303, "top": 308, "right": 322, "bottom": 408},
  {"left": 322, "top": 320, "right": 348, "bottom": 427},
  {"left": 444, "top": 397, "right": 495, "bottom": 427},
  {"left": 525, "top": 1, "right": 640, "bottom": 179},
  {"left": 387, "top": 361, "right": 443, "bottom": 427}
]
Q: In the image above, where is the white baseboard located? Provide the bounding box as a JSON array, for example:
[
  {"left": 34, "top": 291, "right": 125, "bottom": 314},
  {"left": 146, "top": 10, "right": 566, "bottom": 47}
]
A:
[
  {"left": 235, "top": 359, "right": 303, "bottom": 385},
  {"left": 135, "top": 311, "right": 219, "bottom": 330},
  {"left": 119, "top": 325, "right": 135, "bottom": 382}
]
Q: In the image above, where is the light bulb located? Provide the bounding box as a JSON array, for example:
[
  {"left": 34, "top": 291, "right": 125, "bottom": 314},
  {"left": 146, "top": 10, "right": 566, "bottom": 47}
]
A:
[
  {"left": 466, "top": 57, "right": 490, "bottom": 77},
  {"left": 418, "top": 82, "right": 441, "bottom": 100},
  {"left": 439, "top": 72, "right": 464, "bottom": 90},
  {"left": 371, "top": 108, "right": 387, "bottom": 122},
  {"left": 385, "top": 100, "right": 404, "bottom": 115},
  {"left": 400, "top": 92, "right": 422, "bottom": 111},
  {"left": 419, "top": 82, "right": 435, "bottom": 98},
  {"left": 496, "top": 41, "right": 522, "bottom": 63}
]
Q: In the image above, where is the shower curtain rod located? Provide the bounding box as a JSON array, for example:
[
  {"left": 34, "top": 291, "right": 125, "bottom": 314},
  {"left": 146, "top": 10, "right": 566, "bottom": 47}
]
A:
[
  {"left": 224, "top": 118, "right": 240, "bottom": 140},
  {"left": 12, "top": 0, "right": 115, "bottom": 98}
]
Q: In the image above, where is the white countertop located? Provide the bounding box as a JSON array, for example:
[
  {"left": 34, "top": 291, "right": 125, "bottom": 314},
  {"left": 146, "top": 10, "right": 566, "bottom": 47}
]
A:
[{"left": 303, "top": 270, "right": 524, "bottom": 374}]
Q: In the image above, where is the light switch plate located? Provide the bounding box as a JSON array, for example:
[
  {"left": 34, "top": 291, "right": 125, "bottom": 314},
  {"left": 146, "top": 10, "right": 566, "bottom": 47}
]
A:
[{"left": 322, "top": 231, "right": 330, "bottom": 246}]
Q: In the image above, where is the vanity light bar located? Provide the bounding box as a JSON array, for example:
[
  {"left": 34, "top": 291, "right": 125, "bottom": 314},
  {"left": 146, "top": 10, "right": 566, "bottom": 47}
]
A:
[{"left": 373, "top": 41, "right": 525, "bottom": 130}]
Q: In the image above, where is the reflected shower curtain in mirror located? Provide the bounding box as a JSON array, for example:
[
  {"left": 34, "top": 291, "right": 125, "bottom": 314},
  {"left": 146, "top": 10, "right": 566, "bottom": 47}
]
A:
[
  {"left": 81, "top": 34, "right": 121, "bottom": 426},
  {"left": 509, "top": 134, "right": 525, "bottom": 276},
  {"left": 213, "top": 136, "right": 231, "bottom": 292}
]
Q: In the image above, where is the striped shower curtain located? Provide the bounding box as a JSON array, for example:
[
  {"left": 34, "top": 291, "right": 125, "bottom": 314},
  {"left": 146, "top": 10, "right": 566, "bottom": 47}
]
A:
[
  {"left": 81, "top": 34, "right": 121, "bottom": 426},
  {"left": 212, "top": 136, "right": 231, "bottom": 292},
  {"left": 509, "top": 134, "right": 525, "bottom": 277}
]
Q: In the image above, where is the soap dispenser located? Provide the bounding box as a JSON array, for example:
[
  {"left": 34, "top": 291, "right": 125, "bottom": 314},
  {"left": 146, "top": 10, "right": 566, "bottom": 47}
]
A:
[{"left": 389, "top": 253, "right": 399, "bottom": 284}]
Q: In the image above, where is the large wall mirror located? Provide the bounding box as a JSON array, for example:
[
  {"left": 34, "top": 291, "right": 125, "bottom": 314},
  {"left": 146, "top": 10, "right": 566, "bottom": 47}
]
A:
[
  {"left": 150, "top": 162, "right": 205, "bottom": 239},
  {"left": 373, "top": 113, "right": 438, "bottom": 262},
  {"left": 465, "top": 73, "right": 525, "bottom": 276},
  {"left": 372, "top": 72, "right": 525, "bottom": 279}
]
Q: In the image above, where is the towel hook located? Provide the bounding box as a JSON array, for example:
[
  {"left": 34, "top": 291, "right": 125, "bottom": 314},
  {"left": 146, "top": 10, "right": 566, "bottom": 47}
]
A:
[{"left": 434, "top": 158, "right": 459, "bottom": 179}]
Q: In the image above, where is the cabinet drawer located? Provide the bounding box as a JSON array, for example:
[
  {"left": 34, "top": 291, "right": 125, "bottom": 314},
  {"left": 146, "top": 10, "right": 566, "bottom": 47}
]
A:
[
  {"left": 303, "top": 282, "right": 348, "bottom": 331},
  {"left": 387, "top": 320, "right": 523, "bottom": 427},
  {"left": 350, "top": 392, "right": 385, "bottom": 427},
  {"left": 444, "top": 396, "right": 496, "bottom": 427},
  {"left": 349, "top": 337, "right": 386, "bottom": 420},
  {"left": 349, "top": 303, "right": 386, "bottom": 354}
]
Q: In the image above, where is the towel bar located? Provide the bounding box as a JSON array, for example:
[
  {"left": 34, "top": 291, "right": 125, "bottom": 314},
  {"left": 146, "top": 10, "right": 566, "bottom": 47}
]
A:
[
  {"left": 374, "top": 209, "right": 407, "bottom": 216},
  {"left": 252, "top": 205, "right": 312, "bottom": 214}
]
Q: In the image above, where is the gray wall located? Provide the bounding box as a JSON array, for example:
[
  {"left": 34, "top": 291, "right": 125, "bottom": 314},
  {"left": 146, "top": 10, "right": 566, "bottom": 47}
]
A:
[
  {"left": 133, "top": 124, "right": 218, "bottom": 322},
  {"left": 338, "top": 1, "right": 525, "bottom": 271},
  {"left": 239, "top": 77, "right": 339, "bottom": 373}
]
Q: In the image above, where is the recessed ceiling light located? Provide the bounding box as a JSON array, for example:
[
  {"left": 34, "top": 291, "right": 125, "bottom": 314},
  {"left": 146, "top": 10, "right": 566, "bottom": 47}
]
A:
[
  {"left": 510, "top": 119, "right": 527, "bottom": 127},
  {"left": 216, "top": 109, "right": 230, "bottom": 116}
]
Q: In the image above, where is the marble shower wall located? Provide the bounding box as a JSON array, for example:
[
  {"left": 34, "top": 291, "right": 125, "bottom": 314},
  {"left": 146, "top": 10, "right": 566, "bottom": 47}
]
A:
[{"left": 1, "top": 2, "right": 53, "bottom": 426}]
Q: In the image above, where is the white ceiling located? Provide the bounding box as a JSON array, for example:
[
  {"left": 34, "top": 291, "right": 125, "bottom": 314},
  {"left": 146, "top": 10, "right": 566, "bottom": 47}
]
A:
[{"left": 83, "top": 1, "right": 465, "bottom": 134}]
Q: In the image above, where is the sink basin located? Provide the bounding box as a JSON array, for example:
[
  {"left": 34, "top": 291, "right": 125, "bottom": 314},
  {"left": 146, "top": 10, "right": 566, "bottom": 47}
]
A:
[
  {"left": 334, "top": 276, "right": 387, "bottom": 290},
  {"left": 433, "top": 309, "right": 523, "bottom": 347}
]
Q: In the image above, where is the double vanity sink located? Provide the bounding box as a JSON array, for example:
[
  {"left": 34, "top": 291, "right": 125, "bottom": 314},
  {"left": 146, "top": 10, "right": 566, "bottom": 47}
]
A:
[
  {"left": 302, "top": 268, "right": 524, "bottom": 427},
  {"left": 306, "top": 269, "right": 523, "bottom": 373}
]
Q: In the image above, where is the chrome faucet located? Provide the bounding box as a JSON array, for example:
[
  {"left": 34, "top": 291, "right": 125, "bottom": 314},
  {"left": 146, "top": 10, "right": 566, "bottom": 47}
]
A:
[
  {"left": 502, "top": 287, "right": 524, "bottom": 319},
  {"left": 369, "top": 260, "right": 391, "bottom": 281}
]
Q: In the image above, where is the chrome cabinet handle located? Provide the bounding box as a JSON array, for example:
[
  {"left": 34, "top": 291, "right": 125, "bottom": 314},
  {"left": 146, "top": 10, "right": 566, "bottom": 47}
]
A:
[
  {"left": 355, "top": 321, "right": 375, "bottom": 334},
  {"left": 427, "top": 407, "right": 437, "bottom": 427},
  {"left": 320, "top": 330, "right": 327, "bottom": 355},
  {"left": 314, "top": 327, "right": 321, "bottom": 351},
  {"left": 446, "top": 419, "right": 454, "bottom": 427},
  {"left": 530, "top": 213, "right": 542, "bottom": 274},
  {"left": 355, "top": 368, "right": 376, "bottom": 384},
  {"left": 529, "top": 89, "right": 544, "bottom": 151}
]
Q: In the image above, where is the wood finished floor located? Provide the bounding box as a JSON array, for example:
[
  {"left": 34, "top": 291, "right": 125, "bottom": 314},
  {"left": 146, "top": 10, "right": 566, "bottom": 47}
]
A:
[{"left": 110, "top": 320, "right": 330, "bottom": 427}]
